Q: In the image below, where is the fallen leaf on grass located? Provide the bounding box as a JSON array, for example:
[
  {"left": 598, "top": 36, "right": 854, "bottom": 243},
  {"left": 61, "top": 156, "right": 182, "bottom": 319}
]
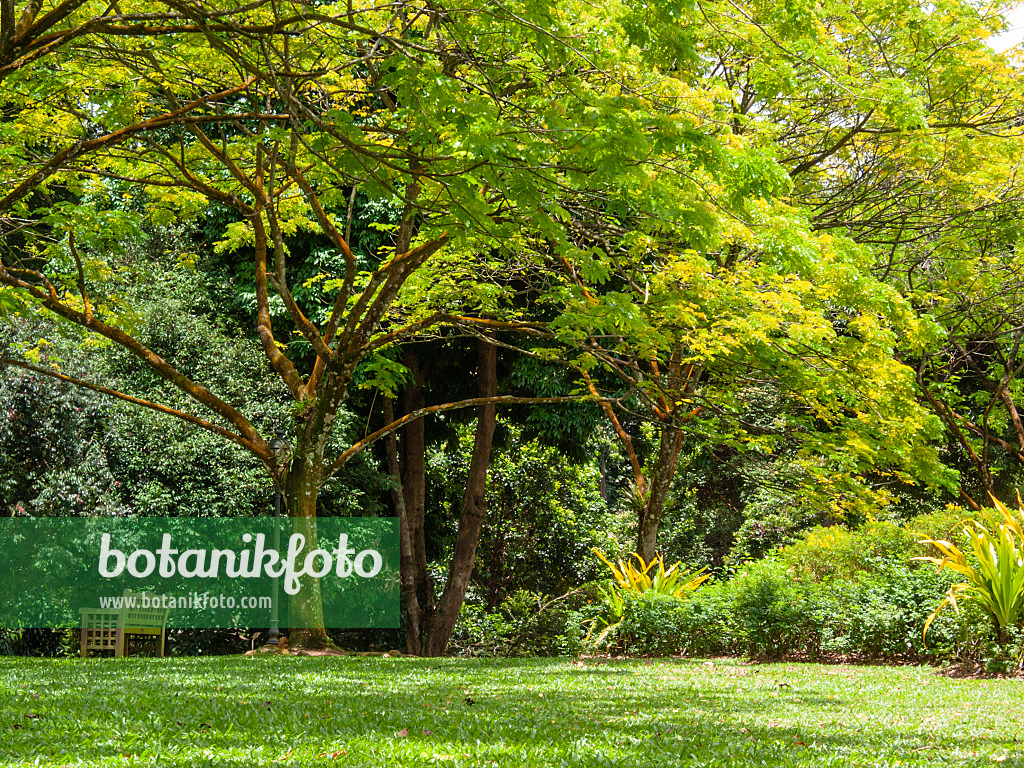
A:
[{"left": 395, "top": 728, "right": 408, "bottom": 737}]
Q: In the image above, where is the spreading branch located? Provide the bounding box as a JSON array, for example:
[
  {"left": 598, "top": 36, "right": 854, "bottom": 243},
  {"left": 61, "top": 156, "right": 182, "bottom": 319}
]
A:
[
  {"left": 0, "top": 265, "right": 268, "bottom": 456},
  {"left": 325, "top": 394, "right": 609, "bottom": 476},
  {"left": 0, "top": 77, "right": 258, "bottom": 214},
  {"left": 0, "top": 358, "right": 267, "bottom": 460}
]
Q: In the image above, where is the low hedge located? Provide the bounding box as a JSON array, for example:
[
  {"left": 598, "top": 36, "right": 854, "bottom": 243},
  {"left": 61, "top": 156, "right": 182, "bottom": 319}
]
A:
[
  {"left": 607, "top": 555, "right": 986, "bottom": 663},
  {"left": 453, "top": 511, "right": 1007, "bottom": 665}
]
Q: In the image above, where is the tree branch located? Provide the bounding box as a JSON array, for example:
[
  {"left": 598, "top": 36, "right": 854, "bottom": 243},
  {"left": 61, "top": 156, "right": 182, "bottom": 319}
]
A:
[
  {"left": 0, "top": 265, "right": 268, "bottom": 455},
  {"left": 66, "top": 231, "right": 90, "bottom": 322},
  {"left": 0, "top": 358, "right": 267, "bottom": 459},
  {"left": 252, "top": 210, "right": 307, "bottom": 399},
  {"left": 324, "top": 394, "right": 605, "bottom": 476},
  {"left": 343, "top": 235, "right": 450, "bottom": 354},
  {"left": 0, "top": 77, "right": 258, "bottom": 214}
]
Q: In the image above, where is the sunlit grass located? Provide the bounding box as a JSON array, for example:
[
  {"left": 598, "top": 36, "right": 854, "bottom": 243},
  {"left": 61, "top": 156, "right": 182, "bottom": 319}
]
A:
[{"left": 0, "top": 655, "right": 1021, "bottom": 766}]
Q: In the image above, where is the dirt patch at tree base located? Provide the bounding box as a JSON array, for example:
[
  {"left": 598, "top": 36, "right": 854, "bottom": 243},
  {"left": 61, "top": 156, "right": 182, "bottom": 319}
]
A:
[
  {"left": 244, "top": 644, "right": 409, "bottom": 658},
  {"left": 937, "top": 662, "right": 1023, "bottom": 679}
]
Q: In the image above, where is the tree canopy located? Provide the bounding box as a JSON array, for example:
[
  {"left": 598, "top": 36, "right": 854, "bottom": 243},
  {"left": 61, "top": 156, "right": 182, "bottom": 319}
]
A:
[{"left": 2, "top": 0, "right": 1024, "bottom": 653}]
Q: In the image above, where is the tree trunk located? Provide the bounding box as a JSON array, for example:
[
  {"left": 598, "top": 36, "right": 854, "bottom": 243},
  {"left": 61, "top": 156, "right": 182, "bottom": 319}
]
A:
[
  {"left": 1001, "top": 387, "right": 1024, "bottom": 454},
  {"left": 388, "top": 341, "right": 500, "bottom": 656},
  {"left": 400, "top": 348, "right": 433, "bottom": 654},
  {"left": 636, "top": 426, "right": 685, "bottom": 563},
  {"left": 420, "top": 339, "right": 499, "bottom": 656},
  {"left": 384, "top": 396, "right": 422, "bottom": 655},
  {"left": 282, "top": 454, "right": 333, "bottom": 650}
]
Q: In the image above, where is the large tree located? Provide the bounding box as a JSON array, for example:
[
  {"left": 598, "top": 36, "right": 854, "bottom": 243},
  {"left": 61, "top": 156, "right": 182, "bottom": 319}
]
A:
[
  {"left": 0, "top": 0, "right": 724, "bottom": 649},
  {"left": 701, "top": 0, "right": 1024, "bottom": 506}
]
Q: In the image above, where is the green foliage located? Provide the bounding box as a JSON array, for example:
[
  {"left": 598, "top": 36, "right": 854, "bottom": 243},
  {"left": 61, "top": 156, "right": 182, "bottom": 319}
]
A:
[
  {"left": 814, "top": 567, "right": 977, "bottom": 661},
  {"left": 0, "top": 629, "right": 76, "bottom": 658},
  {"left": 591, "top": 549, "right": 983, "bottom": 664},
  {"left": 590, "top": 550, "right": 709, "bottom": 652},
  {"left": 616, "top": 592, "right": 691, "bottom": 656},
  {"left": 906, "top": 506, "right": 985, "bottom": 551},
  {"left": 4, "top": 0, "right": 1024, "bottom": 665},
  {"left": 780, "top": 521, "right": 921, "bottom": 582},
  {"left": 451, "top": 589, "right": 590, "bottom": 658},
  {"left": 0, "top": 357, "right": 119, "bottom": 516},
  {"left": 730, "top": 558, "right": 819, "bottom": 660},
  {"left": 435, "top": 423, "right": 614, "bottom": 603},
  {"left": 1, "top": 262, "right": 391, "bottom": 519}
]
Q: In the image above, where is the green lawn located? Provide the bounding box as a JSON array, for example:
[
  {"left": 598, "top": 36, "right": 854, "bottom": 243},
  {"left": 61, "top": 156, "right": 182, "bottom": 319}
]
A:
[{"left": 0, "top": 655, "right": 1021, "bottom": 767}]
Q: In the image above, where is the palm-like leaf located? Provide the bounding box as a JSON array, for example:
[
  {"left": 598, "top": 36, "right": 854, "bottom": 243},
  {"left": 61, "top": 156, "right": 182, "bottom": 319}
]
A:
[{"left": 915, "top": 495, "right": 1024, "bottom": 642}]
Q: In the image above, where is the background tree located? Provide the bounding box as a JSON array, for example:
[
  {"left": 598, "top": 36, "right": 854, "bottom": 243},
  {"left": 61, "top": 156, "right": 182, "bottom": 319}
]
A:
[
  {"left": 560, "top": 0, "right": 1024, "bottom": 558},
  {"left": 692, "top": 0, "right": 1024, "bottom": 508}
]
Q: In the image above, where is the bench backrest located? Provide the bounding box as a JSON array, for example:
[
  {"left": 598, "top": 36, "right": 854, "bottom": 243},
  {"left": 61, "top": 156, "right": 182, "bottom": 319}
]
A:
[{"left": 118, "top": 591, "right": 169, "bottom": 631}]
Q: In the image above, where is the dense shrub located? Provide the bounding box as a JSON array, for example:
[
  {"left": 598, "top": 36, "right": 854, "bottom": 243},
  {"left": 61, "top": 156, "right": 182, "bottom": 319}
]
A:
[
  {"left": 815, "top": 566, "right": 972, "bottom": 659},
  {"left": 780, "top": 522, "right": 920, "bottom": 582},
  {"left": 906, "top": 508, "right": 985, "bottom": 550},
  {"left": 674, "top": 580, "right": 737, "bottom": 656},
  {"left": 617, "top": 592, "right": 690, "bottom": 656},
  {"left": 729, "top": 558, "right": 822, "bottom": 659},
  {"left": 0, "top": 629, "right": 76, "bottom": 657},
  {"left": 449, "top": 603, "right": 513, "bottom": 656},
  {"left": 579, "top": 545, "right": 986, "bottom": 664},
  {"left": 450, "top": 589, "right": 591, "bottom": 657}
]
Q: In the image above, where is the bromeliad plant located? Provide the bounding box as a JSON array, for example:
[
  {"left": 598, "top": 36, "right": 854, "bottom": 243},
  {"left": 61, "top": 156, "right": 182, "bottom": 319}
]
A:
[
  {"left": 593, "top": 549, "right": 710, "bottom": 598},
  {"left": 590, "top": 549, "right": 709, "bottom": 647},
  {"left": 916, "top": 496, "right": 1024, "bottom": 644}
]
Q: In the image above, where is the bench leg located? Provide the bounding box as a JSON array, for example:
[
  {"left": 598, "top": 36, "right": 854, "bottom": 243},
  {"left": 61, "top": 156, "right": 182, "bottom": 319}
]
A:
[
  {"left": 114, "top": 628, "right": 125, "bottom": 658},
  {"left": 80, "top": 630, "right": 87, "bottom": 659}
]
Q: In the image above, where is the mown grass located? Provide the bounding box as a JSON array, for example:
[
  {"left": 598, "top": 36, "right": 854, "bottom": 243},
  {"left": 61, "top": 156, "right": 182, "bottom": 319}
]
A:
[{"left": 0, "top": 655, "right": 1021, "bottom": 767}]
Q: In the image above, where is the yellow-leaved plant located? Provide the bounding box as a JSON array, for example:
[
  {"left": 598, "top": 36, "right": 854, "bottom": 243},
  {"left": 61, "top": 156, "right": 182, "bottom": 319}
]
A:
[
  {"left": 593, "top": 549, "right": 710, "bottom": 598},
  {"left": 915, "top": 496, "right": 1024, "bottom": 644}
]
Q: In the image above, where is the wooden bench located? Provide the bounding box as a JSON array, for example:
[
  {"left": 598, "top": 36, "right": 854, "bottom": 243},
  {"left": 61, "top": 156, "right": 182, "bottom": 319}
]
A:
[{"left": 79, "top": 590, "right": 169, "bottom": 658}]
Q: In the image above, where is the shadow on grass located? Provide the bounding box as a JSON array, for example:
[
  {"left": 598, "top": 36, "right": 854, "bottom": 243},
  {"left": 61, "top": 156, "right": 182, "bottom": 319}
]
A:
[{"left": 0, "top": 657, "right": 1018, "bottom": 767}]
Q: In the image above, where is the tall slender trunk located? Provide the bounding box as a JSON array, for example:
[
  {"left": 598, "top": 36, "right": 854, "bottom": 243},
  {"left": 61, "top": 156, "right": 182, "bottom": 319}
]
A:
[
  {"left": 388, "top": 340, "right": 500, "bottom": 656},
  {"left": 400, "top": 349, "right": 434, "bottom": 646},
  {"left": 636, "top": 427, "right": 685, "bottom": 563},
  {"left": 384, "top": 396, "right": 421, "bottom": 655},
  {"left": 421, "top": 339, "right": 499, "bottom": 656}
]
